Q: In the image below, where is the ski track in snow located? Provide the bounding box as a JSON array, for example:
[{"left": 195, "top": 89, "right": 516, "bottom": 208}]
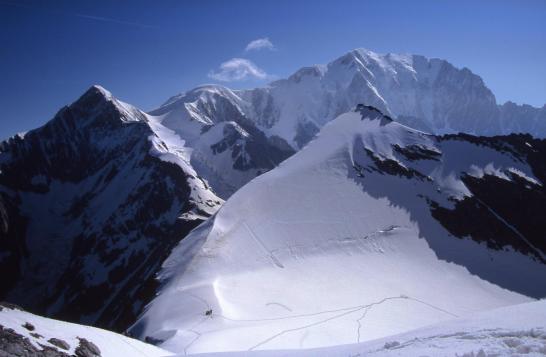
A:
[
  {"left": 183, "top": 317, "right": 209, "bottom": 356},
  {"left": 475, "top": 197, "right": 546, "bottom": 262},
  {"left": 245, "top": 295, "right": 458, "bottom": 351},
  {"left": 178, "top": 301, "right": 546, "bottom": 356},
  {"left": 243, "top": 221, "right": 285, "bottom": 268},
  {"left": 265, "top": 302, "right": 293, "bottom": 312},
  {"left": 181, "top": 294, "right": 459, "bottom": 353},
  {"left": 181, "top": 290, "right": 212, "bottom": 310},
  {"left": 356, "top": 306, "right": 371, "bottom": 343}
]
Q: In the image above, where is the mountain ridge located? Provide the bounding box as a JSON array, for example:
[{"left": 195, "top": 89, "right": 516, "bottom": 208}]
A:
[
  {"left": 158, "top": 48, "right": 545, "bottom": 145},
  {"left": 0, "top": 85, "right": 222, "bottom": 332},
  {"left": 140, "top": 48, "right": 545, "bottom": 199}
]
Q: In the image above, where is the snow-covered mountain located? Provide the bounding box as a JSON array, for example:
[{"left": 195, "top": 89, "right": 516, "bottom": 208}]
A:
[
  {"left": 149, "top": 49, "right": 545, "bottom": 198},
  {"left": 2, "top": 49, "right": 545, "bottom": 356},
  {"left": 261, "top": 49, "right": 545, "bottom": 138},
  {"left": 131, "top": 106, "right": 546, "bottom": 354},
  {"left": 0, "top": 302, "right": 172, "bottom": 356},
  {"left": 0, "top": 85, "right": 222, "bottom": 332},
  {"left": 149, "top": 85, "right": 295, "bottom": 198}
]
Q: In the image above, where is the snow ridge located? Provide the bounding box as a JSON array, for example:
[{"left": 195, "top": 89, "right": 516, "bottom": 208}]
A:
[{"left": 131, "top": 106, "right": 546, "bottom": 355}]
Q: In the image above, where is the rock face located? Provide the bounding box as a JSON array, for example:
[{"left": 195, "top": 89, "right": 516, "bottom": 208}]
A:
[
  {"left": 0, "top": 86, "right": 222, "bottom": 332},
  {"left": 431, "top": 132, "right": 546, "bottom": 275},
  {"left": 74, "top": 338, "right": 101, "bottom": 357},
  {"left": 132, "top": 106, "right": 546, "bottom": 354},
  {"left": 0, "top": 325, "right": 72, "bottom": 357}
]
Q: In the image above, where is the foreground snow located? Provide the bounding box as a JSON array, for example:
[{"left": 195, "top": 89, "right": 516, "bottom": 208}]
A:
[
  {"left": 0, "top": 304, "right": 172, "bottom": 356},
  {"left": 189, "top": 299, "right": 546, "bottom": 356},
  {"left": 132, "top": 108, "right": 545, "bottom": 354},
  {"left": 1, "top": 299, "right": 543, "bottom": 356}
]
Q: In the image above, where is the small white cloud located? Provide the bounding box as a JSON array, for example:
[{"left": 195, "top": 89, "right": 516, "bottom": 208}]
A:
[
  {"left": 245, "top": 38, "right": 275, "bottom": 52},
  {"left": 208, "top": 58, "right": 269, "bottom": 82}
]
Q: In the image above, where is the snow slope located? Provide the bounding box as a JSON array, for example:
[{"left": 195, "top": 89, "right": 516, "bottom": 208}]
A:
[
  {"left": 0, "top": 303, "right": 172, "bottom": 356},
  {"left": 131, "top": 106, "right": 546, "bottom": 355},
  {"left": 190, "top": 299, "right": 546, "bottom": 356}
]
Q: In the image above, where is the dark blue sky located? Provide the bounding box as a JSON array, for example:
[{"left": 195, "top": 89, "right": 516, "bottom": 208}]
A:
[{"left": 1, "top": 0, "right": 545, "bottom": 139}]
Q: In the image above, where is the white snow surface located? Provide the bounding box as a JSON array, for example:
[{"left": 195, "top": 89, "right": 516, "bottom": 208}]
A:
[
  {"left": 188, "top": 299, "right": 546, "bottom": 356},
  {"left": 133, "top": 110, "right": 543, "bottom": 355},
  {"left": 0, "top": 305, "right": 172, "bottom": 356}
]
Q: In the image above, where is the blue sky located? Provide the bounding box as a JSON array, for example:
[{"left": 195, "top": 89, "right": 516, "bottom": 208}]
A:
[{"left": 1, "top": 0, "right": 545, "bottom": 139}]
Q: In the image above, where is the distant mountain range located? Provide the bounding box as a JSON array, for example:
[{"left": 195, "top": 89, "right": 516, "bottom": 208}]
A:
[{"left": 149, "top": 48, "right": 546, "bottom": 196}]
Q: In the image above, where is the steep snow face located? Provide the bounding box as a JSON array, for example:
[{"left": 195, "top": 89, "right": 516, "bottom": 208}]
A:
[
  {"left": 0, "top": 303, "right": 172, "bottom": 356},
  {"left": 150, "top": 85, "right": 294, "bottom": 198},
  {"left": 132, "top": 107, "right": 546, "bottom": 354},
  {"left": 189, "top": 299, "right": 546, "bottom": 357},
  {"left": 0, "top": 85, "right": 222, "bottom": 332}
]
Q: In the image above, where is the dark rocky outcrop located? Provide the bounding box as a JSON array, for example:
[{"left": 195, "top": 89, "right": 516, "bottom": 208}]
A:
[
  {"left": 47, "top": 338, "right": 69, "bottom": 351},
  {"left": 74, "top": 338, "right": 100, "bottom": 357},
  {"left": 348, "top": 106, "right": 546, "bottom": 297},
  {"left": 0, "top": 86, "right": 220, "bottom": 332},
  {"left": 0, "top": 325, "right": 71, "bottom": 357}
]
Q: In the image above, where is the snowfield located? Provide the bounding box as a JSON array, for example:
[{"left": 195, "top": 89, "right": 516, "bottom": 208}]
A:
[
  {"left": 0, "top": 304, "right": 172, "bottom": 356},
  {"left": 131, "top": 107, "right": 546, "bottom": 355},
  {"left": 188, "top": 299, "right": 546, "bottom": 356},
  {"left": 1, "top": 299, "right": 544, "bottom": 356}
]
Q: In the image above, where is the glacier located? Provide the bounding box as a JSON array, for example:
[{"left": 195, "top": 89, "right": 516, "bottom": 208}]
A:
[{"left": 131, "top": 107, "right": 546, "bottom": 355}]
